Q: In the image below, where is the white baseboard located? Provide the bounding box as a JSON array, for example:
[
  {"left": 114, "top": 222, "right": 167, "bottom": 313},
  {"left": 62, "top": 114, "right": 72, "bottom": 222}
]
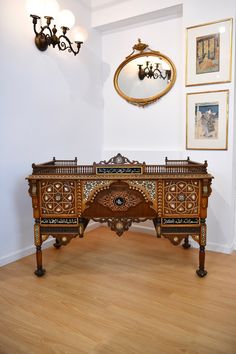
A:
[
  {"left": 0, "top": 222, "right": 99, "bottom": 268},
  {"left": 204, "top": 242, "right": 235, "bottom": 254},
  {"left": 130, "top": 223, "right": 156, "bottom": 236},
  {"left": 129, "top": 224, "right": 235, "bottom": 254},
  {"left": 0, "top": 238, "right": 54, "bottom": 268},
  {"left": 1, "top": 221, "right": 234, "bottom": 268}
]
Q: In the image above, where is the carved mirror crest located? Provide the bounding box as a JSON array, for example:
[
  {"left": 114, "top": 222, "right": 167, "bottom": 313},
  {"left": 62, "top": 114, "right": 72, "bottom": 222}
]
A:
[{"left": 113, "top": 39, "right": 177, "bottom": 107}]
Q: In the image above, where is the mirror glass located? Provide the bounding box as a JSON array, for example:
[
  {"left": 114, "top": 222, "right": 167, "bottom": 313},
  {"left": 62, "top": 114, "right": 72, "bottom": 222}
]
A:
[{"left": 114, "top": 40, "right": 176, "bottom": 106}]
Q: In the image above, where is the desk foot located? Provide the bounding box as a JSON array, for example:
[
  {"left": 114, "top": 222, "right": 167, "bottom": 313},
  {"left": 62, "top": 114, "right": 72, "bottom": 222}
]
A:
[
  {"left": 35, "top": 245, "right": 46, "bottom": 276},
  {"left": 196, "top": 245, "right": 207, "bottom": 277},
  {"left": 34, "top": 267, "right": 46, "bottom": 277},
  {"left": 196, "top": 269, "right": 207, "bottom": 277}
]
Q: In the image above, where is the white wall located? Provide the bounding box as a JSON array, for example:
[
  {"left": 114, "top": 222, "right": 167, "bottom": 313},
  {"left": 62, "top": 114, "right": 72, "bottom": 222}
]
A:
[
  {"left": 96, "top": 0, "right": 236, "bottom": 253},
  {"left": 0, "top": 0, "right": 104, "bottom": 266},
  {"left": 91, "top": 0, "right": 182, "bottom": 30},
  {"left": 182, "top": 0, "right": 236, "bottom": 253},
  {"left": 102, "top": 14, "right": 183, "bottom": 159},
  {"left": 1, "top": 0, "right": 235, "bottom": 268}
]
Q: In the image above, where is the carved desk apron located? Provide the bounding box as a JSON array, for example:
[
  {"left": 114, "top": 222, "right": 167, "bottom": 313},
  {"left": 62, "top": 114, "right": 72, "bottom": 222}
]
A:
[{"left": 26, "top": 154, "right": 213, "bottom": 277}]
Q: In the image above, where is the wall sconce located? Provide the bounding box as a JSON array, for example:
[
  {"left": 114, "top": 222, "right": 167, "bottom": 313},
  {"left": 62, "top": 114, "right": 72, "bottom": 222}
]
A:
[
  {"left": 137, "top": 61, "right": 171, "bottom": 81},
  {"left": 30, "top": 13, "right": 83, "bottom": 56}
]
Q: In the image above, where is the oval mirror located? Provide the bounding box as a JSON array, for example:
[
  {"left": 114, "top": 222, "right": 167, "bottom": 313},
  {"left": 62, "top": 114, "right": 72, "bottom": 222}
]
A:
[{"left": 114, "top": 39, "right": 177, "bottom": 107}]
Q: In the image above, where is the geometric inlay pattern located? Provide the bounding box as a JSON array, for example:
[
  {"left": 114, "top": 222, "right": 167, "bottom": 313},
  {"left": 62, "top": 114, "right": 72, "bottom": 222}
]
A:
[
  {"left": 97, "top": 190, "right": 142, "bottom": 212},
  {"left": 164, "top": 180, "right": 199, "bottom": 215},
  {"left": 128, "top": 180, "right": 156, "bottom": 201},
  {"left": 83, "top": 180, "right": 112, "bottom": 202},
  {"left": 40, "top": 181, "right": 76, "bottom": 214}
]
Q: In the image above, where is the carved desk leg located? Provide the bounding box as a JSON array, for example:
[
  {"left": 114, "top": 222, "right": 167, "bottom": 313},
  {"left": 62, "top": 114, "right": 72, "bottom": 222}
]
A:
[
  {"left": 34, "top": 221, "right": 46, "bottom": 277},
  {"left": 196, "top": 219, "right": 207, "bottom": 277}
]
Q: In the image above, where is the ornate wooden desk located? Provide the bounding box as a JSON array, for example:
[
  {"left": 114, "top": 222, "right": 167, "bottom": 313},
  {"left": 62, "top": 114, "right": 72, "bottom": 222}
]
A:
[{"left": 27, "top": 154, "right": 213, "bottom": 277}]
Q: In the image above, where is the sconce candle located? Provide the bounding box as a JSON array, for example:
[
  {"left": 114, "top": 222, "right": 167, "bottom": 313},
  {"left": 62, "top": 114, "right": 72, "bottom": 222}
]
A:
[{"left": 30, "top": 13, "right": 83, "bottom": 56}]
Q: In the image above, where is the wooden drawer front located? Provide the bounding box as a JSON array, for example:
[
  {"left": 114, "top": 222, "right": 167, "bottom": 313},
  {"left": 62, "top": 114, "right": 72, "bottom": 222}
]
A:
[
  {"left": 163, "top": 180, "right": 200, "bottom": 216},
  {"left": 83, "top": 180, "right": 156, "bottom": 218},
  {"left": 40, "top": 180, "right": 76, "bottom": 216}
]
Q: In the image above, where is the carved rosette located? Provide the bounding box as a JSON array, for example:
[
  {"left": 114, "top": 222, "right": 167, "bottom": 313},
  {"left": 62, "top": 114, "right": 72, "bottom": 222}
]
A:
[
  {"left": 54, "top": 235, "right": 74, "bottom": 246},
  {"left": 97, "top": 190, "right": 142, "bottom": 212},
  {"left": 163, "top": 234, "right": 186, "bottom": 246},
  {"left": 191, "top": 234, "right": 200, "bottom": 243},
  {"left": 93, "top": 217, "right": 148, "bottom": 236},
  {"left": 164, "top": 233, "right": 201, "bottom": 246},
  {"left": 108, "top": 218, "right": 133, "bottom": 236}
]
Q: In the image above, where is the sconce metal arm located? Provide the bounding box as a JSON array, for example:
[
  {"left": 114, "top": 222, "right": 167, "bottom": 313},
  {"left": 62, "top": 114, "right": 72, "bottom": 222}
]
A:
[
  {"left": 30, "top": 15, "right": 54, "bottom": 51},
  {"left": 30, "top": 15, "right": 83, "bottom": 56},
  {"left": 58, "top": 35, "right": 82, "bottom": 55},
  {"left": 31, "top": 15, "right": 40, "bottom": 35},
  {"left": 58, "top": 27, "right": 83, "bottom": 55}
]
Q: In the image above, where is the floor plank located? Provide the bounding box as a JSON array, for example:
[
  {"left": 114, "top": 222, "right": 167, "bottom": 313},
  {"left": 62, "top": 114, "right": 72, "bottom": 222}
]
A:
[{"left": 0, "top": 227, "right": 236, "bottom": 354}]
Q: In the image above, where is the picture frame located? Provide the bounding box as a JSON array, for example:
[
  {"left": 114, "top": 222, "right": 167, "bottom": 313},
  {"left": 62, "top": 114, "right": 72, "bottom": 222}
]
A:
[
  {"left": 186, "top": 90, "right": 229, "bottom": 150},
  {"left": 186, "top": 18, "right": 232, "bottom": 86}
]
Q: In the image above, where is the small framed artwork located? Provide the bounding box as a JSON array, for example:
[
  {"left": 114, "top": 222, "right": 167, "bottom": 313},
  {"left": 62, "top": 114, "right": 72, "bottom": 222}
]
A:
[
  {"left": 186, "top": 90, "right": 229, "bottom": 150},
  {"left": 186, "top": 18, "right": 232, "bottom": 86}
]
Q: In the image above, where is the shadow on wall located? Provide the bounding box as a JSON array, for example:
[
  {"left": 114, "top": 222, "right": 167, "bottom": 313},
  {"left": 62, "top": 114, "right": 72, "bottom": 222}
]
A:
[
  {"left": 49, "top": 44, "right": 105, "bottom": 110},
  {"left": 102, "top": 61, "right": 111, "bottom": 84}
]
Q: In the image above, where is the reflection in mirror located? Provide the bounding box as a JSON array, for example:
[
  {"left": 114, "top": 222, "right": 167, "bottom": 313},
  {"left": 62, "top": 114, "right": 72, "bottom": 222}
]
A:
[{"left": 114, "top": 39, "right": 176, "bottom": 107}]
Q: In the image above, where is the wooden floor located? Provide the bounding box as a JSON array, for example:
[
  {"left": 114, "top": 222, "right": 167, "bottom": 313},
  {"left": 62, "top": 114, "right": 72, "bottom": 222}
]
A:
[{"left": 1, "top": 227, "right": 236, "bottom": 354}]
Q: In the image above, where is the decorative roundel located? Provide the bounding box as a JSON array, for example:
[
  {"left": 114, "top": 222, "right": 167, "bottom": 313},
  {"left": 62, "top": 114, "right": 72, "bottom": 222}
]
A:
[
  {"left": 98, "top": 190, "right": 142, "bottom": 211},
  {"left": 178, "top": 194, "right": 186, "bottom": 202},
  {"left": 114, "top": 154, "right": 124, "bottom": 164},
  {"left": 114, "top": 197, "right": 125, "bottom": 206}
]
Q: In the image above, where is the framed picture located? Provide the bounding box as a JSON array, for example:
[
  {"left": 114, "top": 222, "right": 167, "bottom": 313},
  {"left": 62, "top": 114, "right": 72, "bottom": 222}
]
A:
[
  {"left": 186, "top": 90, "right": 229, "bottom": 150},
  {"left": 186, "top": 18, "right": 232, "bottom": 86}
]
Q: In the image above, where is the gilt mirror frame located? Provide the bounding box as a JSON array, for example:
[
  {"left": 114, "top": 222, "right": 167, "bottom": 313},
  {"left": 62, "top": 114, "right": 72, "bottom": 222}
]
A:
[{"left": 113, "top": 39, "right": 177, "bottom": 107}]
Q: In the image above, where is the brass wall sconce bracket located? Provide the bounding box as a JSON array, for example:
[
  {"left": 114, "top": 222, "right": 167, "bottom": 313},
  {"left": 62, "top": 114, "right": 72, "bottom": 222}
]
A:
[{"left": 30, "top": 14, "right": 83, "bottom": 56}]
